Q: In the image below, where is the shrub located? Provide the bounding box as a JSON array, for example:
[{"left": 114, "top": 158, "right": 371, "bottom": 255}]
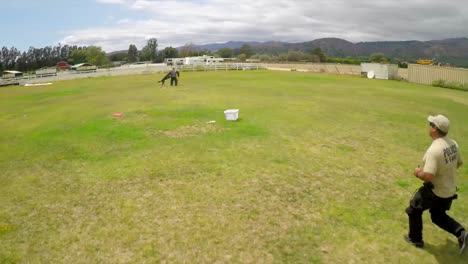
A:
[{"left": 432, "top": 80, "right": 468, "bottom": 91}]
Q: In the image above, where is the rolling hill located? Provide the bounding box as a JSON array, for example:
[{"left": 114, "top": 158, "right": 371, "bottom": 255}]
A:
[{"left": 191, "top": 37, "right": 468, "bottom": 67}]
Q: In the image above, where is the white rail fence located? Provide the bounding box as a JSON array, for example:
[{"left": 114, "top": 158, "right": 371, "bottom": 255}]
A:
[
  {"left": 1, "top": 62, "right": 421, "bottom": 87},
  {"left": 266, "top": 63, "right": 409, "bottom": 80},
  {"left": 0, "top": 63, "right": 267, "bottom": 86}
]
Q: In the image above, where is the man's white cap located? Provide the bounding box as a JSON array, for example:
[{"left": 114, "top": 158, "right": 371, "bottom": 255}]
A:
[{"left": 428, "top": 115, "right": 450, "bottom": 133}]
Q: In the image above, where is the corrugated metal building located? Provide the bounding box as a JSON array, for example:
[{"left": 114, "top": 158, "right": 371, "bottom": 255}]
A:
[
  {"left": 408, "top": 64, "right": 468, "bottom": 85},
  {"left": 361, "top": 63, "right": 398, "bottom": 80}
]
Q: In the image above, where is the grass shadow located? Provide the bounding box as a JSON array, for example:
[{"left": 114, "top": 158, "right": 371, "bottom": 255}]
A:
[{"left": 425, "top": 239, "right": 466, "bottom": 263}]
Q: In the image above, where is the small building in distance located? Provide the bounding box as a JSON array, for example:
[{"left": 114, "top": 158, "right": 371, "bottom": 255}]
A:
[
  {"left": 165, "top": 56, "right": 224, "bottom": 66},
  {"left": 56, "top": 61, "right": 71, "bottom": 71},
  {"left": 246, "top": 59, "right": 260, "bottom": 63},
  {"left": 361, "top": 63, "right": 398, "bottom": 80},
  {"left": 164, "top": 58, "right": 184, "bottom": 66},
  {"left": 2, "top": 70, "right": 23, "bottom": 79},
  {"left": 112, "top": 61, "right": 127, "bottom": 67},
  {"left": 36, "top": 67, "right": 57, "bottom": 77},
  {"left": 183, "top": 55, "right": 224, "bottom": 66},
  {"left": 71, "top": 63, "right": 97, "bottom": 71}
]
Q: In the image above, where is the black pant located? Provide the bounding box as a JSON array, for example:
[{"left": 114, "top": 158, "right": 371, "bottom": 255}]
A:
[
  {"left": 170, "top": 77, "right": 178, "bottom": 86},
  {"left": 406, "top": 183, "right": 464, "bottom": 242}
]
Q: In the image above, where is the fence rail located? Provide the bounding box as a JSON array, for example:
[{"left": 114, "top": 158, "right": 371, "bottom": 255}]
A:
[
  {"left": 15, "top": 62, "right": 467, "bottom": 89},
  {"left": 408, "top": 64, "right": 468, "bottom": 85},
  {"left": 266, "top": 63, "right": 362, "bottom": 76},
  {"left": 178, "top": 63, "right": 267, "bottom": 72},
  {"left": 0, "top": 63, "right": 267, "bottom": 87},
  {"left": 266, "top": 63, "right": 411, "bottom": 80}
]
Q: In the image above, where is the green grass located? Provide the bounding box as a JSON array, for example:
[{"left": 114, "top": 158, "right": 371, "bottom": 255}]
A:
[
  {"left": 432, "top": 79, "right": 468, "bottom": 92},
  {"left": 1, "top": 71, "right": 467, "bottom": 263}
]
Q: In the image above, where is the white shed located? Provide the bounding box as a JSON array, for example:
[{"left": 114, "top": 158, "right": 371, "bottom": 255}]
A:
[
  {"left": 2, "top": 70, "right": 23, "bottom": 79},
  {"left": 35, "top": 67, "right": 57, "bottom": 77},
  {"left": 361, "top": 63, "right": 398, "bottom": 80}
]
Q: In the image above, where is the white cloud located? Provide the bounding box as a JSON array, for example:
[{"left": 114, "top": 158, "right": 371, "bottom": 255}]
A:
[
  {"left": 61, "top": 0, "right": 468, "bottom": 52},
  {"left": 96, "top": 0, "right": 126, "bottom": 4},
  {"left": 116, "top": 18, "right": 131, "bottom": 24}
]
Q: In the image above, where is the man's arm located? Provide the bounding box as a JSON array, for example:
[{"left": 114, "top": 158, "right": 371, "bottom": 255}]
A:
[
  {"left": 414, "top": 167, "right": 434, "bottom": 182},
  {"left": 415, "top": 151, "right": 437, "bottom": 182}
]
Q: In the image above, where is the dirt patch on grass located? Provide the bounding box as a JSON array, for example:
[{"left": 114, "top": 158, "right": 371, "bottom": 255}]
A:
[
  {"left": 152, "top": 123, "right": 226, "bottom": 138},
  {"left": 441, "top": 94, "right": 468, "bottom": 106},
  {"left": 116, "top": 110, "right": 153, "bottom": 125}
]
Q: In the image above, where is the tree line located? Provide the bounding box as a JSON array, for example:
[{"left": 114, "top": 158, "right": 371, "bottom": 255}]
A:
[
  {"left": 111, "top": 43, "right": 334, "bottom": 64},
  {"left": 216, "top": 46, "right": 397, "bottom": 65},
  {"left": 111, "top": 40, "right": 213, "bottom": 63},
  {"left": 1, "top": 36, "right": 397, "bottom": 73},
  {"left": 0, "top": 38, "right": 162, "bottom": 73},
  {"left": 164, "top": 44, "right": 390, "bottom": 65},
  {"left": 0, "top": 45, "right": 108, "bottom": 73}
]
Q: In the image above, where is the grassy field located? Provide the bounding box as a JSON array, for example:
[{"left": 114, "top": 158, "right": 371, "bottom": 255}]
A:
[{"left": 1, "top": 70, "right": 467, "bottom": 263}]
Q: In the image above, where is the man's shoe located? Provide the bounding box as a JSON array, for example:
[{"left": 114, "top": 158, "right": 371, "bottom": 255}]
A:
[
  {"left": 404, "top": 235, "right": 425, "bottom": 248},
  {"left": 459, "top": 231, "right": 468, "bottom": 255}
]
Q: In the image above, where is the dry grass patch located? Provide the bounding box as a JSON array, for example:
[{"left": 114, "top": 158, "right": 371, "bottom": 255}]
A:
[{"left": 155, "top": 123, "right": 226, "bottom": 138}]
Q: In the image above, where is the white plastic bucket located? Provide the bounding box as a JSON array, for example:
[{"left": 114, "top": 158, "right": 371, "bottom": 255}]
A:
[{"left": 224, "top": 109, "right": 239, "bottom": 121}]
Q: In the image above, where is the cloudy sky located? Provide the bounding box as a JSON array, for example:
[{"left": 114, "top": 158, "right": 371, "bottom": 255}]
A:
[{"left": 3, "top": 0, "right": 468, "bottom": 52}]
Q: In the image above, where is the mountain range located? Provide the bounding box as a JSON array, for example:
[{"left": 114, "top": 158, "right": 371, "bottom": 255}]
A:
[
  {"left": 107, "top": 37, "right": 468, "bottom": 67},
  {"left": 191, "top": 37, "right": 468, "bottom": 67}
]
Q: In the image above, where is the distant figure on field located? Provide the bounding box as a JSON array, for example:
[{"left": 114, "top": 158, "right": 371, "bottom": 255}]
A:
[
  {"left": 169, "top": 68, "right": 180, "bottom": 86},
  {"left": 157, "top": 72, "right": 171, "bottom": 86},
  {"left": 404, "top": 115, "right": 467, "bottom": 256}
]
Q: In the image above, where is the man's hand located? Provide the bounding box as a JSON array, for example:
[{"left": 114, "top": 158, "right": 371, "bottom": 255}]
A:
[
  {"left": 413, "top": 166, "right": 433, "bottom": 182},
  {"left": 414, "top": 167, "right": 423, "bottom": 178}
]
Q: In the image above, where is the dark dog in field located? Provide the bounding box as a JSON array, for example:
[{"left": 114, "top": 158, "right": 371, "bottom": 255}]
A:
[{"left": 158, "top": 72, "right": 171, "bottom": 86}]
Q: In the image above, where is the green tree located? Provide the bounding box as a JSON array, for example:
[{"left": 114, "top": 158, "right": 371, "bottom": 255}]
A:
[
  {"left": 217, "top": 48, "right": 233, "bottom": 58},
  {"left": 109, "top": 52, "right": 127, "bottom": 62},
  {"left": 259, "top": 54, "right": 272, "bottom": 62},
  {"left": 159, "top": 47, "right": 178, "bottom": 60},
  {"left": 69, "top": 46, "right": 108, "bottom": 66},
  {"left": 237, "top": 53, "right": 247, "bottom": 62},
  {"left": 70, "top": 49, "right": 88, "bottom": 64},
  {"left": 311, "top": 48, "right": 327, "bottom": 62},
  {"left": 369, "top": 52, "right": 387, "bottom": 63},
  {"left": 287, "top": 50, "right": 303, "bottom": 61},
  {"left": 140, "top": 38, "right": 158, "bottom": 62},
  {"left": 86, "top": 46, "right": 108, "bottom": 66},
  {"left": 310, "top": 54, "right": 320, "bottom": 62},
  {"left": 127, "top": 44, "right": 138, "bottom": 63},
  {"left": 398, "top": 61, "right": 408, "bottom": 68},
  {"left": 239, "top": 44, "right": 253, "bottom": 58},
  {"left": 16, "top": 51, "right": 28, "bottom": 72},
  {"left": 198, "top": 49, "right": 212, "bottom": 56},
  {"left": 326, "top": 56, "right": 362, "bottom": 65},
  {"left": 278, "top": 53, "right": 288, "bottom": 61}
]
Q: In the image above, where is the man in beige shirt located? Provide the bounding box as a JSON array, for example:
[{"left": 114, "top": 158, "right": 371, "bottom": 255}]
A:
[{"left": 405, "top": 115, "right": 467, "bottom": 255}]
